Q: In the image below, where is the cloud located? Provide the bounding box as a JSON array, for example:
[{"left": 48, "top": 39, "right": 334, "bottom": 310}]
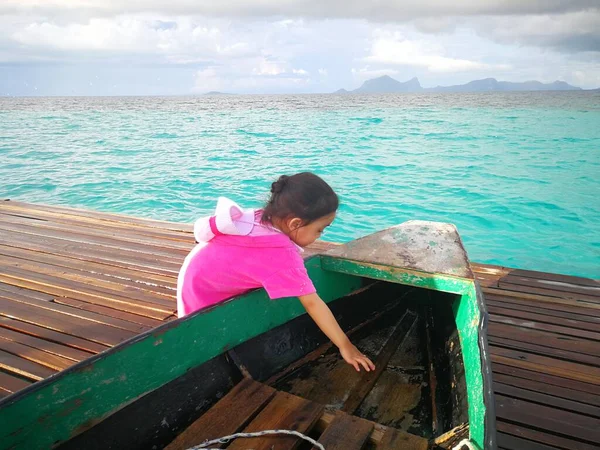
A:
[
  {"left": 477, "top": 10, "right": 600, "bottom": 54},
  {"left": 7, "top": 15, "right": 257, "bottom": 64},
  {"left": 2, "top": 0, "right": 598, "bottom": 21},
  {"left": 364, "top": 30, "right": 510, "bottom": 73}
]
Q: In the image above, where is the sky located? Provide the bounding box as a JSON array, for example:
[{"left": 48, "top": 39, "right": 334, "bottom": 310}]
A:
[{"left": 1, "top": 1, "right": 599, "bottom": 95}]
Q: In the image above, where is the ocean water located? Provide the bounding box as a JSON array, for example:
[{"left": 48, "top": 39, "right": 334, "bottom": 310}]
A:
[{"left": 1, "top": 93, "right": 599, "bottom": 278}]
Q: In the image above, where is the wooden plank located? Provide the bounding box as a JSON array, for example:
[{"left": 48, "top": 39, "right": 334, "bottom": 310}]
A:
[
  {"left": 498, "top": 281, "right": 600, "bottom": 303},
  {"left": 0, "top": 231, "right": 181, "bottom": 278},
  {"left": 486, "top": 298, "right": 600, "bottom": 330},
  {"left": 0, "top": 227, "right": 184, "bottom": 268},
  {"left": 165, "top": 379, "right": 276, "bottom": 450},
  {"left": 0, "top": 288, "right": 153, "bottom": 333},
  {"left": 1, "top": 200, "right": 192, "bottom": 232},
  {"left": 0, "top": 349, "right": 56, "bottom": 381},
  {"left": 0, "top": 245, "right": 177, "bottom": 294},
  {"left": 0, "top": 326, "right": 92, "bottom": 362},
  {"left": 0, "top": 212, "right": 193, "bottom": 251},
  {"left": 489, "top": 335, "right": 600, "bottom": 367},
  {"left": 497, "top": 432, "right": 565, "bottom": 450},
  {"left": 496, "top": 421, "right": 599, "bottom": 450},
  {"left": 507, "top": 268, "right": 599, "bottom": 288},
  {"left": 488, "top": 321, "right": 600, "bottom": 358},
  {"left": 377, "top": 426, "right": 428, "bottom": 450},
  {"left": 495, "top": 395, "right": 600, "bottom": 444},
  {"left": 0, "top": 210, "right": 193, "bottom": 251},
  {"left": 0, "top": 283, "right": 55, "bottom": 302},
  {"left": 0, "top": 370, "right": 32, "bottom": 394},
  {"left": 342, "top": 311, "right": 417, "bottom": 414},
  {"left": 494, "top": 382, "right": 600, "bottom": 418},
  {"left": 493, "top": 370, "right": 600, "bottom": 408},
  {"left": 0, "top": 254, "right": 176, "bottom": 308},
  {"left": 491, "top": 347, "right": 600, "bottom": 385},
  {"left": 228, "top": 391, "right": 323, "bottom": 450},
  {"left": 317, "top": 412, "right": 373, "bottom": 450},
  {"left": 492, "top": 363, "right": 600, "bottom": 399},
  {"left": 0, "top": 271, "right": 173, "bottom": 320},
  {"left": 0, "top": 338, "right": 73, "bottom": 371},
  {"left": 0, "top": 317, "right": 109, "bottom": 354},
  {"left": 482, "top": 287, "right": 600, "bottom": 311},
  {"left": 489, "top": 313, "right": 600, "bottom": 341},
  {"left": 502, "top": 274, "right": 600, "bottom": 296},
  {"left": 0, "top": 221, "right": 189, "bottom": 260},
  {"left": 53, "top": 297, "right": 163, "bottom": 328},
  {"left": 0, "top": 298, "right": 137, "bottom": 346}
]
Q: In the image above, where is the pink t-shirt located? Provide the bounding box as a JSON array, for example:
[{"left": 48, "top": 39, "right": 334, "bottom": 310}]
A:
[{"left": 177, "top": 215, "right": 316, "bottom": 317}]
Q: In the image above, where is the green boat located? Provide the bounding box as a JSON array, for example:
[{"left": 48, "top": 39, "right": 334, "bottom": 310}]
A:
[{"left": 0, "top": 221, "right": 496, "bottom": 450}]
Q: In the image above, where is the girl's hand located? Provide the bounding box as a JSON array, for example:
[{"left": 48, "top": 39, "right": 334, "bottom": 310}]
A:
[{"left": 340, "top": 343, "right": 376, "bottom": 372}]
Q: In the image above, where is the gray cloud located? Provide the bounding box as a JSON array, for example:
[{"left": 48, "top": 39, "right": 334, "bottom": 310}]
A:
[
  {"left": 2, "top": 0, "right": 599, "bottom": 21},
  {"left": 476, "top": 10, "right": 600, "bottom": 55}
]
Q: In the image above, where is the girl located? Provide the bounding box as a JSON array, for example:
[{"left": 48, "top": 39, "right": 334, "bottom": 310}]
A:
[{"left": 177, "top": 172, "right": 375, "bottom": 372}]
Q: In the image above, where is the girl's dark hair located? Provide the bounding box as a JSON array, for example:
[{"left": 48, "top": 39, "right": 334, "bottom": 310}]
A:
[{"left": 262, "top": 172, "right": 338, "bottom": 225}]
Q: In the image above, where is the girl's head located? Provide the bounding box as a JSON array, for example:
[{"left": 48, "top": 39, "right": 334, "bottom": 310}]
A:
[{"left": 262, "top": 172, "right": 338, "bottom": 247}]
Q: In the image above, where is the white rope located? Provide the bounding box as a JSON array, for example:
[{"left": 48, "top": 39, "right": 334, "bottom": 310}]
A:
[
  {"left": 452, "top": 438, "right": 478, "bottom": 450},
  {"left": 187, "top": 429, "right": 325, "bottom": 450}
]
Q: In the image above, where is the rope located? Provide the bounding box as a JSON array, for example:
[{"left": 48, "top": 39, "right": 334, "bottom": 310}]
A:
[
  {"left": 187, "top": 429, "right": 325, "bottom": 450},
  {"left": 187, "top": 427, "right": 477, "bottom": 450},
  {"left": 452, "top": 438, "right": 478, "bottom": 450}
]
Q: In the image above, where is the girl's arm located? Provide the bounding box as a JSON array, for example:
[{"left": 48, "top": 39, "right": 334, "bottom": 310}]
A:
[{"left": 299, "top": 293, "right": 375, "bottom": 372}]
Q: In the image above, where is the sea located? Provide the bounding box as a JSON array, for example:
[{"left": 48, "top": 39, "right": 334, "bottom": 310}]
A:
[{"left": 1, "top": 92, "right": 599, "bottom": 278}]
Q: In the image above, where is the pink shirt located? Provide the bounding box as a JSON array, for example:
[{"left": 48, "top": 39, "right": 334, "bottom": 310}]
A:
[{"left": 177, "top": 214, "right": 316, "bottom": 317}]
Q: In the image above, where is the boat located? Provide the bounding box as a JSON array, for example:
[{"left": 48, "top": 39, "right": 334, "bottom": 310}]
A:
[{"left": 0, "top": 221, "right": 496, "bottom": 450}]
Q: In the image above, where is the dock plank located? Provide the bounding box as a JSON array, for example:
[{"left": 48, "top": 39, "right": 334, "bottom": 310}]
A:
[
  {"left": 0, "top": 245, "right": 177, "bottom": 294},
  {"left": 0, "top": 326, "right": 92, "bottom": 362},
  {"left": 0, "top": 349, "right": 56, "bottom": 380},
  {"left": 0, "top": 297, "right": 138, "bottom": 346},
  {"left": 0, "top": 317, "right": 109, "bottom": 354},
  {"left": 0, "top": 370, "right": 32, "bottom": 394}
]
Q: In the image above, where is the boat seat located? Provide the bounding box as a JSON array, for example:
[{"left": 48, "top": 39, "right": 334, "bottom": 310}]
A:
[{"left": 165, "top": 378, "right": 429, "bottom": 450}]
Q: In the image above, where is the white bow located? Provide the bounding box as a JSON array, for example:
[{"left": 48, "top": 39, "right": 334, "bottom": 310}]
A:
[{"left": 193, "top": 197, "right": 256, "bottom": 243}]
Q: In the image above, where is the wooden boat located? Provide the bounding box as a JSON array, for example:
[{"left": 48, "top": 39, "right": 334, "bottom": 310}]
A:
[{"left": 0, "top": 221, "right": 496, "bottom": 450}]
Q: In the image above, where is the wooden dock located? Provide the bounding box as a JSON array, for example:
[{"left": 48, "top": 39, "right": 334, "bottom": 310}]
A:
[{"left": 0, "top": 200, "right": 598, "bottom": 449}]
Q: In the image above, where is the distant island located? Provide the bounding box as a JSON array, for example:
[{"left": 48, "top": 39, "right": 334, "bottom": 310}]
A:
[
  {"left": 335, "top": 75, "right": 588, "bottom": 94},
  {"left": 203, "top": 91, "right": 232, "bottom": 96}
]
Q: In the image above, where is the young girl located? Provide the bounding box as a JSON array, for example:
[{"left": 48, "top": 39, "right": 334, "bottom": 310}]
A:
[{"left": 177, "top": 172, "right": 375, "bottom": 372}]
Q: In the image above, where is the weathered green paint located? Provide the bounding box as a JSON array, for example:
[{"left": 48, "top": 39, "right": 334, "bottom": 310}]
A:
[
  {"left": 321, "top": 256, "right": 486, "bottom": 450},
  {"left": 0, "top": 258, "right": 362, "bottom": 450},
  {"left": 454, "top": 286, "right": 486, "bottom": 450},
  {"left": 324, "top": 221, "right": 474, "bottom": 279},
  {"left": 320, "top": 256, "right": 473, "bottom": 295}
]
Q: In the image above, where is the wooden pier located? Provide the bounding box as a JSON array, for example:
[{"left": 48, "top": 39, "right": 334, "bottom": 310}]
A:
[{"left": 0, "top": 200, "right": 598, "bottom": 449}]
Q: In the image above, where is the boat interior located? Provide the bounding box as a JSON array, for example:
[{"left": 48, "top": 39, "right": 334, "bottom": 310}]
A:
[{"left": 61, "top": 281, "right": 471, "bottom": 450}]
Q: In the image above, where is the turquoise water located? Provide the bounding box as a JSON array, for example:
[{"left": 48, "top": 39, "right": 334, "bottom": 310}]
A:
[{"left": 1, "top": 93, "right": 599, "bottom": 278}]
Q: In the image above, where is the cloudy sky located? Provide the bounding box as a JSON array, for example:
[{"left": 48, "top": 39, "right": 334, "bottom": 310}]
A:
[{"left": 1, "top": 1, "right": 599, "bottom": 95}]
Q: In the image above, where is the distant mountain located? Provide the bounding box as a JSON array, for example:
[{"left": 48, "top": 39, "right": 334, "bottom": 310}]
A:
[
  {"left": 431, "top": 78, "right": 581, "bottom": 92},
  {"left": 335, "top": 76, "right": 582, "bottom": 94},
  {"left": 352, "top": 75, "right": 422, "bottom": 94},
  {"left": 203, "top": 91, "right": 232, "bottom": 95}
]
